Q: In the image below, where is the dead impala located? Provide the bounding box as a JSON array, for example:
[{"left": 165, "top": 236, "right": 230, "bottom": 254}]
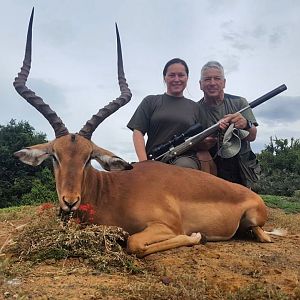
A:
[{"left": 14, "top": 9, "right": 274, "bottom": 258}]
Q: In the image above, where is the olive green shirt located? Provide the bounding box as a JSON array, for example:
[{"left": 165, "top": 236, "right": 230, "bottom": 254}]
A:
[
  {"left": 198, "top": 93, "right": 258, "bottom": 155},
  {"left": 127, "top": 93, "right": 202, "bottom": 155}
]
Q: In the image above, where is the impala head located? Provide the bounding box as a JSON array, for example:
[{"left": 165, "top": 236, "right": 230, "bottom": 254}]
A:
[{"left": 13, "top": 8, "right": 132, "bottom": 212}]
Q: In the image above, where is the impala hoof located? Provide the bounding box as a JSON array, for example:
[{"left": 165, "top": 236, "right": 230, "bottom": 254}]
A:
[{"left": 190, "top": 232, "right": 201, "bottom": 243}]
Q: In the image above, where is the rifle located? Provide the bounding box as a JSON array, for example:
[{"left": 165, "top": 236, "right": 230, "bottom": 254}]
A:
[
  {"left": 151, "top": 84, "right": 287, "bottom": 163},
  {"left": 148, "top": 123, "right": 203, "bottom": 160}
]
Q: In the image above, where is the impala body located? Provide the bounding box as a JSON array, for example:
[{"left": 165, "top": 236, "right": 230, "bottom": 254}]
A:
[
  {"left": 14, "top": 9, "right": 272, "bottom": 258},
  {"left": 15, "top": 133, "right": 271, "bottom": 257}
]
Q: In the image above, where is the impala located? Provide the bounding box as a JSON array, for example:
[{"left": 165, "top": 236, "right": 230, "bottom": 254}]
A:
[{"left": 14, "top": 9, "right": 273, "bottom": 258}]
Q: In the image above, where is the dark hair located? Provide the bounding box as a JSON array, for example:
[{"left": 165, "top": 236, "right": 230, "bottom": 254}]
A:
[{"left": 163, "top": 58, "right": 189, "bottom": 77}]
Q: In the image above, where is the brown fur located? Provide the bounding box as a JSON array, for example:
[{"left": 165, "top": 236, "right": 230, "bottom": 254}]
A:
[{"left": 15, "top": 134, "right": 271, "bottom": 257}]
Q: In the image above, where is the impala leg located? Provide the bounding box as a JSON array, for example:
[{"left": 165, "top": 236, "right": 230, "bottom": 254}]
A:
[
  {"left": 127, "top": 223, "right": 203, "bottom": 258},
  {"left": 251, "top": 226, "right": 272, "bottom": 242}
]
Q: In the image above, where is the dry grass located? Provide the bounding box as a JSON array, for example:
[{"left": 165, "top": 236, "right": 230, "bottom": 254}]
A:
[
  {"left": 4, "top": 204, "right": 143, "bottom": 274},
  {"left": 1, "top": 204, "right": 300, "bottom": 299},
  {"left": 92, "top": 275, "right": 299, "bottom": 300},
  {"left": 267, "top": 207, "right": 300, "bottom": 234}
]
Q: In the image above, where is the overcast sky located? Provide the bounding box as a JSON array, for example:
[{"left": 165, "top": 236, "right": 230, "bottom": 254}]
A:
[{"left": 1, "top": 0, "right": 299, "bottom": 162}]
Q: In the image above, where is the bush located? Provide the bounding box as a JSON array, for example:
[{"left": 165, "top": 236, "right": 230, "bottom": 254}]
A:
[
  {"left": 0, "top": 120, "right": 56, "bottom": 208},
  {"left": 256, "top": 137, "right": 300, "bottom": 196},
  {"left": 255, "top": 171, "right": 300, "bottom": 197},
  {"left": 21, "top": 168, "right": 57, "bottom": 205}
]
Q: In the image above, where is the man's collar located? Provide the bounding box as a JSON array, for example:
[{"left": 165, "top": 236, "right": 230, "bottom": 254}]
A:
[{"left": 203, "top": 96, "right": 224, "bottom": 106}]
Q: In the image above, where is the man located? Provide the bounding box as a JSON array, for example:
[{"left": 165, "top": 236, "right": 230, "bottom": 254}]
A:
[{"left": 197, "top": 61, "right": 260, "bottom": 188}]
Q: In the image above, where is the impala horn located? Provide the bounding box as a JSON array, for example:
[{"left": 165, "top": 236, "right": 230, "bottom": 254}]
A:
[
  {"left": 13, "top": 8, "right": 69, "bottom": 138},
  {"left": 78, "top": 23, "right": 132, "bottom": 140}
]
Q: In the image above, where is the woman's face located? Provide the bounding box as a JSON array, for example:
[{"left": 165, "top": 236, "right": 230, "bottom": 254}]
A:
[{"left": 164, "top": 63, "right": 188, "bottom": 97}]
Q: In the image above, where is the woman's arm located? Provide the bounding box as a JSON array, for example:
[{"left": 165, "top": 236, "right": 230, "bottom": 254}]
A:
[{"left": 133, "top": 129, "right": 148, "bottom": 161}]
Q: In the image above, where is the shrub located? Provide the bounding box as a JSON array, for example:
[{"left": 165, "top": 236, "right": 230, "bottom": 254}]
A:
[
  {"left": 256, "top": 137, "right": 300, "bottom": 196},
  {"left": 21, "top": 168, "right": 58, "bottom": 205},
  {"left": 254, "top": 171, "right": 300, "bottom": 197}
]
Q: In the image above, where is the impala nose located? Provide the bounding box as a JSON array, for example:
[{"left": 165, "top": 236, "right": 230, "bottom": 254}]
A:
[{"left": 62, "top": 196, "right": 80, "bottom": 211}]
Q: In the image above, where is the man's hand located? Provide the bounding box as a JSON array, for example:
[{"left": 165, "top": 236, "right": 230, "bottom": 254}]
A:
[{"left": 220, "top": 112, "right": 247, "bottom": 130}]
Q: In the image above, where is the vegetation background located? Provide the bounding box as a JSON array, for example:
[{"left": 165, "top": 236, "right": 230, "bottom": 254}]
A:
[{"left": 1, "top": 119, "right": 300, "bottom": 208}]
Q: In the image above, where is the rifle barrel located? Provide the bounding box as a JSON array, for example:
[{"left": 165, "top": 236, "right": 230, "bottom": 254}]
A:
[{"left": 248, "top": 84, "right": 287, "bottom": 110}]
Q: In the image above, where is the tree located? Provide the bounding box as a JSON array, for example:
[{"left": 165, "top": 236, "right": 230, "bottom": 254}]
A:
[
  {"left": 255, "top": 137, "right": 300, "bottom": 196},
  {"left": 0, "top": 119, "right": 57, "bottom": 208}
]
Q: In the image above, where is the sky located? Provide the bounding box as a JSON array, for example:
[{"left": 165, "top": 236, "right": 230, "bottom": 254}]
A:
[{"left": 1, "top": 0, "right": 299, "bottom": 162}]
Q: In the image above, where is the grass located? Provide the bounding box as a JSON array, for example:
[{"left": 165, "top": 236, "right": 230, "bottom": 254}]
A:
[
  {"left": 0, "top": 199, "right": 299, "bottom": 300},
  {"left": 93, "top": 276, "right": 299, "bottom": 300},
  {"left": 261, "top": 194, "right": 300, "bottom": 213},
  {"left": 0, "top": 205, "right": 37, "bottom": 222},
  {"left": 1, "top": 204, "right": 144, "bottom": 276}
]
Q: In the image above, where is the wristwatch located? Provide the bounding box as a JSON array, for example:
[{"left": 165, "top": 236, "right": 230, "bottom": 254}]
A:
[{"left": 245, "top": 120, "right": 253, "bottom": 130}]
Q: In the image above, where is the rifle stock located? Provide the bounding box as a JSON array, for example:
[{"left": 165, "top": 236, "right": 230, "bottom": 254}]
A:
[{"left": 155, "top": 84, "right": 287, "bottom": 163}]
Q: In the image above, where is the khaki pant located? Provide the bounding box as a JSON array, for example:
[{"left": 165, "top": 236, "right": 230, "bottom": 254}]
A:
[
  {"left": 170, "top": 155, "right": 201, "bottom": 170},
  {"left": 196, "top": 151, "right": 217, "bottom": 176},
  {"left": 169, "top": 151, "right": 217, "bottom": 175}
]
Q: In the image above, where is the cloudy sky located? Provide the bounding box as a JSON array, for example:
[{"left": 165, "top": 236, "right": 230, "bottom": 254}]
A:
[{"left": 1, "top": 0, "right": 299, "bottom": 162}]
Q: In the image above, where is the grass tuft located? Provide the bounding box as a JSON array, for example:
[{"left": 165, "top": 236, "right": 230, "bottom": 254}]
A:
[
  {"left": 227, "top": 283, "right": 296, "bottom": 300},
  {"left": 4, "top": 204, "right": 144, "bottom": 274}
]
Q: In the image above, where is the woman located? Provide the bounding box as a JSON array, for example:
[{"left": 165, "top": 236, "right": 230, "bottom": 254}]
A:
[{"left": 127, "top": 58, "right": 202, "bottom": 169}]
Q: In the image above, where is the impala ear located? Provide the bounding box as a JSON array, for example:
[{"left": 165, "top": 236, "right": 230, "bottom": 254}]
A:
[
  {"left": 92, "top": 146, "right": 132, "bottom": 171},
  {"left": 95, "top": 155, "right": 133, "bottom": 171},
  {"left": 14, "top": 143, "right": 51, "bottom": 166}
]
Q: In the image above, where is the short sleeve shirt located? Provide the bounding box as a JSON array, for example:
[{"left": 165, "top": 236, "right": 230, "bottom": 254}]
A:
[
  {"left": 127, "top": 93, "right": 202, "bottom": 155},
  {"left": 198, "top": 94, "right": 257, "bottom": 128},
  {"left": 198, "top": 94, "right": 258, "bottom": 155}
]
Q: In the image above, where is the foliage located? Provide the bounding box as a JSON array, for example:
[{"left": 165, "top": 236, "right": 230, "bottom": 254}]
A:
[
  {"left": 21, "top": 168, "right": 58, "bottom": 205},
  {"left": 0, "top": 119, "right": 56, "bottom": 208},
  {"left": 256, "top": 137, "right": 300, "bottom": 196},
  {"left": 256, "top": 172, "right": 300, "bottom": 197},
  {"left": 6, "top": 203, "right": 142, "bottom": 274}
]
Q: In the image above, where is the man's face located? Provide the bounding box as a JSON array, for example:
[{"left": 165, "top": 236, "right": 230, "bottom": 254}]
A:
[{"left": 200, "top": 68, "right": 226, "bottom": 100}]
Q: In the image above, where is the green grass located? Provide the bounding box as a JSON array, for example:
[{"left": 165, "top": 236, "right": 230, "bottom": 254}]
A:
[
  {"left": 261, "top": 195, "right": 300, "bottom": 213},
  {"left": 0, "top": 205, "right": 37, "bottom": 222}
]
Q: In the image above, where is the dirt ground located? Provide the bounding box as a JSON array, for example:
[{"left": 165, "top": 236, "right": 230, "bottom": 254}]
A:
[{"left": 1, "top": 207, "right": 300, "bottom": 299}]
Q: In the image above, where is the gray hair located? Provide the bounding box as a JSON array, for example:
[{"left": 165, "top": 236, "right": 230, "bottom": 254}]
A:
[{"left": 200, "top": 61, "right": 225, "bottom": 80}]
